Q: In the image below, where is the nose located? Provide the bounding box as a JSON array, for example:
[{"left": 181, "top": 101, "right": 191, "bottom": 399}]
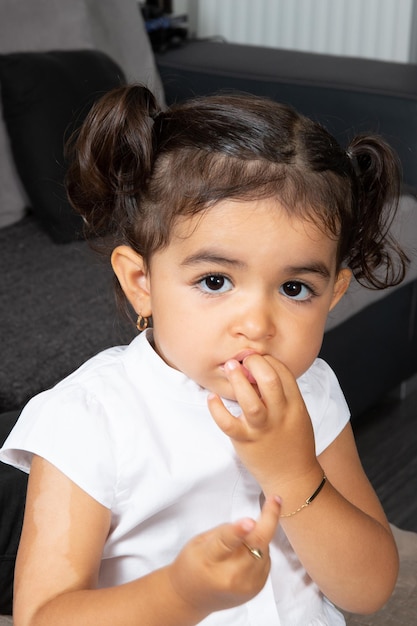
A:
[{"left": 231, "top": 297, "right": 276, "bottom": 341}]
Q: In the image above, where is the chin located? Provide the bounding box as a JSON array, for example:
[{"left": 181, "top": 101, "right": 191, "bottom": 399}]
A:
[{"left": 209, "top": 382, "right": 237, "bottom": 402}]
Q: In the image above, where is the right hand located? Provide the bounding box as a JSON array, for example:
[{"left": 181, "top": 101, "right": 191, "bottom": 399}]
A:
[
  {"left": 208, "top": 355, "right": 319, "bottom": 497},
  {"left": 167, "top": 495, "right": 281, "bottom": 614}
]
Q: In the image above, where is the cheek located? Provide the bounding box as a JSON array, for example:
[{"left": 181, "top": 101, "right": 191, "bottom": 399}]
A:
[
  {"left": 151, "top": 312, "right": 206, "bottom": 372},
  {"left": 284, "top": 320, "right": 326, "bottom": 378}
]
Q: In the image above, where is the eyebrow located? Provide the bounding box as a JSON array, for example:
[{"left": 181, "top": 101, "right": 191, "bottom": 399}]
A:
[
  {"left": 180, "top": 250, "right": 248, "bottom": 269},
  {"left": 181, "top": 249, "right": 331, "bottom": 279},
  {"left": 284, "top": 263, "right": 332, "bottom": 280}
]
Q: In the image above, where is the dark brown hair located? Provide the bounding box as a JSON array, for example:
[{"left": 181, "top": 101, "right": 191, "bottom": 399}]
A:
[{"left": 66, "top": 84, "right": 408, "bottom": 306}]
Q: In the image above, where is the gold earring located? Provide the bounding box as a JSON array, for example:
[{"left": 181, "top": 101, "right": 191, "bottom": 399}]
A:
[{"left": 136, "top": 314, "right": 149, "bottom": 332}]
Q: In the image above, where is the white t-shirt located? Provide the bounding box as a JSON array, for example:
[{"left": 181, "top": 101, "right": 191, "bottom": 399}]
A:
[{"left": 0, "top": 330, "right": 349, "bottom": 625}]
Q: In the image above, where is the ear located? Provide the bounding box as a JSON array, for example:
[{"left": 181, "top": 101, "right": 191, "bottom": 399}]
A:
[
  {"left": 111, "top": 246, "right": 152, "bottom": 317},
  {"left": 329, "top": 268, "right": 352, "bottom": 311}
]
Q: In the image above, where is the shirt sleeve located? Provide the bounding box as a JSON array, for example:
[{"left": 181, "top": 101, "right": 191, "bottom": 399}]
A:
[
  {"left": 0, "top": 385, "right": 117, "bottom": 509},
  {"left": 297, "top": 358, "right": 351, "bottom": 456}
]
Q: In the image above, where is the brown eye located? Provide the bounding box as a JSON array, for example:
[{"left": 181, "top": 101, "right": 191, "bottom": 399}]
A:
[
  {"left": 280, "top": 282, "right": 311, "bottom": 301},
  {"left": 205, "top": 275, "right": 226, "bottom": 290},
  {"left": 198, "top": 274, "right": 233, "bottom": 294}
]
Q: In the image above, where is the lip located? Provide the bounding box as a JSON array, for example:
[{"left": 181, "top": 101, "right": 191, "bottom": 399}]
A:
[
  {"left": 231, "top": 349, "right": 259, "bottom": 364},
  {"left": 219, "top": 350, "right": 259, "bottom": 370},
  {"left": 220, "top": 350, "right": 259, "bottom": 385}
]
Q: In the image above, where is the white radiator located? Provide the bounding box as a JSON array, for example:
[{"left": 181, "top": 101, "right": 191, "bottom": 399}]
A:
[{"left": 192, "top": 0, "right": 416, "bottom": 63}]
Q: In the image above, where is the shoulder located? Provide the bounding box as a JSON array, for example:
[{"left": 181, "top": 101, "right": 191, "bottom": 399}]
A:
[
  {"left": 34, "top": 331, "right": 149, "bottom": 407},
  {"left": 24, "top": 332, "right": 151, "bottom": 427},
  {"left": 298, "top": 358, "right": 351, "bottom": 455},
  {"left": 299, "top": 358, "right": 346, "bottom": 398},
  {"left": 0, "top": 334, "right": 151, "bottom": 505}
]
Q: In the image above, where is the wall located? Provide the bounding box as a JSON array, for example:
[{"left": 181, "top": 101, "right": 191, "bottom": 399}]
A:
[{"left": 174, "top": 0, "right": 417, "bottom": 63}]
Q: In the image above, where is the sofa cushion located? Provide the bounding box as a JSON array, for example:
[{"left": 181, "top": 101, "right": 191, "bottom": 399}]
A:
[
  {"left": 0, "top": 49, "right": 125, "bottom": 243},
  {"left": 0, "top": 215, "right": 135, "bottom": 413},
  {"left": 0, "top": 108, "right": 28, "bottom": 229},
  {"left": 325, "top": 193, "right": 417, "bottom": 331},
  {"left": 0, "top": 0, "right": 164, "bottom": 234}
]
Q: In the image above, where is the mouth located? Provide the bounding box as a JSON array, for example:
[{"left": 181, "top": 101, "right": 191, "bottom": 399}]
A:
[
  {"left": 221, "top": 350, "right": 259, "bottom": 384},
  {"left": 233, "top": 349, "right": 259, "bottom": 363}
]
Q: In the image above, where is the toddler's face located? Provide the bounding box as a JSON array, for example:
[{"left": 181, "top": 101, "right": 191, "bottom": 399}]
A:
[{"left": 144, "top": 197, "right": 350, "bottom": 400}]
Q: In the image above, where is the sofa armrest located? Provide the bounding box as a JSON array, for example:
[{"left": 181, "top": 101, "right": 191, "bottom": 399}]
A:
[{"left": 157, "top": 40, "right": 417, "bottom": 189}]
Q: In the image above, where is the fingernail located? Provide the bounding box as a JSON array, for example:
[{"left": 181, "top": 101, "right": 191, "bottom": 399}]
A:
[
  {"left": 225, "top": 359, "right": 239, "bottom": 371},
  {"left": 274, "top": 496, "right": 283, "bottom": 506},
  {"left": 240, "top": 518, "right": 256, "bottom": 532}
]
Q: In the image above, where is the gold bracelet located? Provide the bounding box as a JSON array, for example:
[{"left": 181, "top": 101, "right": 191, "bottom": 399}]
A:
[{"left": 280, "top": 474, "right": 327, "bottom": 518}]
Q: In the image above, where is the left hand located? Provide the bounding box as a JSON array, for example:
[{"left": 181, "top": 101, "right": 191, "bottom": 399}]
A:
[
  {"left": 208, "top": 354, "right": 319, "bottom": 495},
  {"left": 168, "top": 495, "right": 281, "bottom": 614}
]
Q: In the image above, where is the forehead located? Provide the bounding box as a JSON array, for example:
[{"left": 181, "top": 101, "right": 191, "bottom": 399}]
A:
[{"left": 166, "top": 197, "right": 339, "bottom": 267}]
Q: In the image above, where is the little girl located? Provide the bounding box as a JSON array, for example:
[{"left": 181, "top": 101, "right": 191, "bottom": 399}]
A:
[{"left": 1, "top": 86, "right": 408, "bottom": 625}]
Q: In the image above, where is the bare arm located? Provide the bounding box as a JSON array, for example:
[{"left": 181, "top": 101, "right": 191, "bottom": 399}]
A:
[
  {"left": 14, "top": 455, "right": 281, "bottom": 626},
  {"left": 282, "top": 423, "right": 398, "bottom": 614},
  {"left": 208, "top": 355, "right": 399, "bottom": 614}
]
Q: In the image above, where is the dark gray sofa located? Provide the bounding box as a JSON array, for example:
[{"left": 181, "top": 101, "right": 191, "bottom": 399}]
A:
[{"left": 1, "top": 10, "right": 417, "bottom": 622}]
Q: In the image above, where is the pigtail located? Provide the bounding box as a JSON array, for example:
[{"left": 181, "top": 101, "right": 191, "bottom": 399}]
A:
[
  {"left": 65, "top": 84, "right": 161, "bottom": 240},
  {"left": 345, "top": 135, "right": 408, "bottom": 288}
]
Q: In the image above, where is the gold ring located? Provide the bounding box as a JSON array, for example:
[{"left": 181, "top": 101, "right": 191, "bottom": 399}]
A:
[{"left": 243, "top": 543, "right": 263, "bottom": 560}]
